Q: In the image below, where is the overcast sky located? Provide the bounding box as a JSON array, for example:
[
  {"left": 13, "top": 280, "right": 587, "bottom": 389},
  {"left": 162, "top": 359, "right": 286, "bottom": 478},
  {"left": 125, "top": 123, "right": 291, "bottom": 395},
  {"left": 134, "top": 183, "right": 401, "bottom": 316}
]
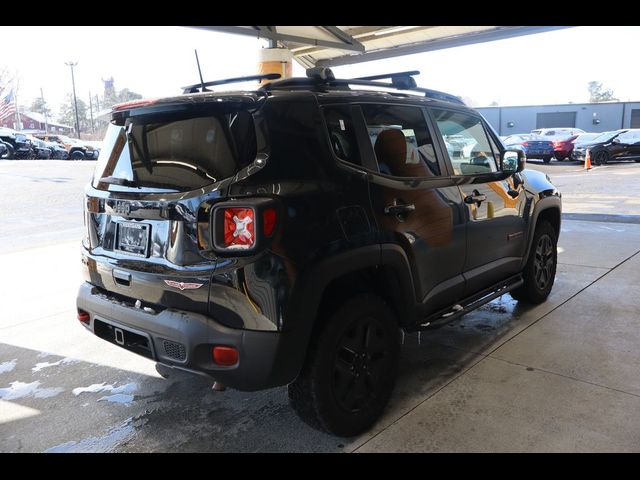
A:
[{"left": 2, "top": 26, "right": 639, "bottom": 120}]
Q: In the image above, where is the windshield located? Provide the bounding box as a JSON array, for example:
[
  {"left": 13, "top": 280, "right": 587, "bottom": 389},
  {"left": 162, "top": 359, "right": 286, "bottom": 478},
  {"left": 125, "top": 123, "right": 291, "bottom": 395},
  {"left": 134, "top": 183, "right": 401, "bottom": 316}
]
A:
[
  {"left": 589, "top": 131, "right": 620, "bottom": 143},
  {"left": 92, "top": 110, "right": 257, "bottom": 193}
]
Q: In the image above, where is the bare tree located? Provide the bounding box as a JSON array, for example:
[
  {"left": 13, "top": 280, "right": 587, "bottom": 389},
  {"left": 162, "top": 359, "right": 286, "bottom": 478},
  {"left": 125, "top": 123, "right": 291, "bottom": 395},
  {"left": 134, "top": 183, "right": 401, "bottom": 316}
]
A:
[
  {"left": 0, "top": 66, "right": 14, "bottom": 98},
  {"left": 588, "top": 81, "right": 619, "bottom": 103}
]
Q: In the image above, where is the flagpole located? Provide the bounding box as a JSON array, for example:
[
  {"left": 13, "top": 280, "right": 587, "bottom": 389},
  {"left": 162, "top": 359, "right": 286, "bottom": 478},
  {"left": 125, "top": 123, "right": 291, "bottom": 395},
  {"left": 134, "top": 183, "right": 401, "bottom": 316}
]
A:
[
  {"left": 41, "top": 88, "right": 49, "bottom": 134},
  {"left": 14, "top": 80, "right": 21, "bottom": 130}
]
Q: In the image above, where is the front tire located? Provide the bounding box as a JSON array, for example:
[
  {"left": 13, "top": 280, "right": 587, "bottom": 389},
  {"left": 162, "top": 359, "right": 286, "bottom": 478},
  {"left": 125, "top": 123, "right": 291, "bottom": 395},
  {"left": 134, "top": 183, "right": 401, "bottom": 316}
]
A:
[
  {"left": 1, "top": 144, "right": 14, "bottom": 159},
  {"left": 543, "top": 156, "right": 552, "bottom": 163},
  {"left": 288, "top": 294, "right": 400, "bottom": 437},
  {"left": 511, "top": 220, "right": 558, "bottom": 304},
  {"left": 593, "top": 150, "right": 609, "bottom": 166}
]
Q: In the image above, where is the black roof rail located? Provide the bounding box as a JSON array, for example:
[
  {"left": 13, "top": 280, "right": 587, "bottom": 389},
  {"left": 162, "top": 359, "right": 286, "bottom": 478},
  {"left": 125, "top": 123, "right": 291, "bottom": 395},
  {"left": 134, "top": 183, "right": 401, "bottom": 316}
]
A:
[
  {"left": 182, "top": 73, "right": 281, "bottom": 94},
  {"left": 355, "top": 71, "right": 420, "bottom": 81},
  {"left": 262, "top": 67, "right": 465, "bottom": 106}
]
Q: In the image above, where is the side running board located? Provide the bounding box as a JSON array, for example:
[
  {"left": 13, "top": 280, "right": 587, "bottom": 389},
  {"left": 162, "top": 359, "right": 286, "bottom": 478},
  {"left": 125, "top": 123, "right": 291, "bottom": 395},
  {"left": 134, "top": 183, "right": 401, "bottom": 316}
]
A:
[{"left": 415, "top": 274, "right": 523, "bottom": 331}]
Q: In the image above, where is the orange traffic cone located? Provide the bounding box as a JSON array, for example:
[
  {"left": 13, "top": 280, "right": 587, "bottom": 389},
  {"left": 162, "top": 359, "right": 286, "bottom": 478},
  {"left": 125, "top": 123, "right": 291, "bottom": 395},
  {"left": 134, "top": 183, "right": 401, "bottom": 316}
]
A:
[{"left": 584, "top": 148, "right": 592, "bottom": 171}]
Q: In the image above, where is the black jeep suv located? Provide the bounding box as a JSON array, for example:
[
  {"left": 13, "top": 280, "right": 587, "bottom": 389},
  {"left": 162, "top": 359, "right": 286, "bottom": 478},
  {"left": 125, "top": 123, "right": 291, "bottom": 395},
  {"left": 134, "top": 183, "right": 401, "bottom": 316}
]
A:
[{"left": 77, "top": 69, "right": 561, "bottom": 436}]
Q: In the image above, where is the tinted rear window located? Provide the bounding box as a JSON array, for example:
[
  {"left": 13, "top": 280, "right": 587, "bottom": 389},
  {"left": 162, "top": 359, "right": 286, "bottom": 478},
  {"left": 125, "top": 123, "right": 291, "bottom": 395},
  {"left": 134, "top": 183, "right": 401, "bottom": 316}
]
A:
[{"left": 92, "top": 110, "right": 256, "bottom": 192}]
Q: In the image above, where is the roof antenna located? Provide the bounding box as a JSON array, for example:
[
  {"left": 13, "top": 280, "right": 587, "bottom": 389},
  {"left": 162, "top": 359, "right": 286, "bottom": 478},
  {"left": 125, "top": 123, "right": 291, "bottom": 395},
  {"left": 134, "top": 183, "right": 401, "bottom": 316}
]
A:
[{"left": 194, "top": 49, "right": 206, "bottom": 92}]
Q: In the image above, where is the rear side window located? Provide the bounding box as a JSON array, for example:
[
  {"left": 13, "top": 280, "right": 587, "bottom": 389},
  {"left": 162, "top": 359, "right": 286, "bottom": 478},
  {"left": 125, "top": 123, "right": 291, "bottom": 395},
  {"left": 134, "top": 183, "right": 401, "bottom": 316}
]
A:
[
  {"left": 92, "top": 111, "right": 256, "bottom": 192},
  {"left": 322, "top": 105, "right": 362, "bottom": 166},
  {"left": 361, "top": 104, "right": 441, "bottom": 177}
]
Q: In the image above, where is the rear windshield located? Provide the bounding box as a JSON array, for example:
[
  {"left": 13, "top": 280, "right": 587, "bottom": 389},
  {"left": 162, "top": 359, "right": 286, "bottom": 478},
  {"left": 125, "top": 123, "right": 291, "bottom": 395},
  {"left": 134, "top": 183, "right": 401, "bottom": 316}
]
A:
[{"left": 92, "top": 110, "right": 257, "bottom": 192}]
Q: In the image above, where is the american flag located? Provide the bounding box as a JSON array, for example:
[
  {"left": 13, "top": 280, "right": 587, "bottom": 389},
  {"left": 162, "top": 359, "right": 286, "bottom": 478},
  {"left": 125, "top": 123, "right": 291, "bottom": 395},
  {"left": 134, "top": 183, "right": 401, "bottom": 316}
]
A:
[{"left": 0, "top": 89, "right": 17, "bottom": 121}]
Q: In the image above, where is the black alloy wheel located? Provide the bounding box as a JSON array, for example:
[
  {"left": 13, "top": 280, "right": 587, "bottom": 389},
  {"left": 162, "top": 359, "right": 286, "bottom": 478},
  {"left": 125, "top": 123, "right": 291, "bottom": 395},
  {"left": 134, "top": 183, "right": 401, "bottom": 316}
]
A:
[
  {"left": 533, "top": 233, "right": 554, "bottom": 291},
  {"left": 289, "top": 294, "right": 400, "bottom": 437},
  {"left": 510, "top": 220, "right": 557, "bottom": 304}
]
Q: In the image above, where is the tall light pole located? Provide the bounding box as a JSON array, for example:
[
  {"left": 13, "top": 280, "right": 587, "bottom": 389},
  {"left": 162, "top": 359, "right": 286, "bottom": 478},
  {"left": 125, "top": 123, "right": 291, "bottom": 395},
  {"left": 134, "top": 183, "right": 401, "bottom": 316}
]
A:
[
  {"left": 88, "top": 90, "right": 95, "bottom": 133},
  {"left": 65, "top": 61, "right": 81, "bottom": 138}
]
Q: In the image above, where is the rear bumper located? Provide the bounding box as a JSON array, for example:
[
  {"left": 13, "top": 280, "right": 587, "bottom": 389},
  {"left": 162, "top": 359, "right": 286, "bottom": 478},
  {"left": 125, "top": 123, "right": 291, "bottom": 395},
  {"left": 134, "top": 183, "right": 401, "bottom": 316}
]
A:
[
  {"left": 524, "top": 151, "right": 554, "bottom": 159},
  {"left": 77, "top": 282, "right": 296, "bottom": 391},
  {"left": 554, "top": 148, "right": 572, "bottom": 156}
]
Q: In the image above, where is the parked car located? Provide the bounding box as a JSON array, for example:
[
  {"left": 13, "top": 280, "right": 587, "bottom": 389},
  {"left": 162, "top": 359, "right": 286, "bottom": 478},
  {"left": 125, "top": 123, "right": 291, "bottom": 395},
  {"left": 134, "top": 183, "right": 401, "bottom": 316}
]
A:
[
  {"left": 550, "top": 135, "right": 580, "bottom": 161},
  {"left": 531, "top": 128, "right": 585, "bottom": 137},
  {"left": 26, "top": 136, "right": 53, "bottom": 159},
  {"left": 35, "top": 134, "right": 98, "bottom": 159},
  {"left": 571, "top": 129, "right": 640, "bottom": 165},
  {"left": 76, "top": 68, "right": 561, "bottom": 437},
  {"left": 12, "top": 133, "right": 34, "bottom": 159},
  {"left": 44, "top": 140, "right": 69, "bottom": 159},
  {"left": 0, "top": 127, "right": 33, "bottom": 159},
  {"left": 502, "top": 134, "right": 555, "bottom": 163}
]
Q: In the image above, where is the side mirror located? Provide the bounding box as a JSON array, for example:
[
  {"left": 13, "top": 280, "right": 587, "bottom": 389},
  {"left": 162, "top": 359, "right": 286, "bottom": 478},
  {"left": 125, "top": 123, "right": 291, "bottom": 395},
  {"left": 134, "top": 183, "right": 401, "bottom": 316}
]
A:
[
  {"left": 612, "top": 137, "right": 620, "bottom": 144},
  {"left": 502, "top": 149, "right": 525, "bottom": 174}
]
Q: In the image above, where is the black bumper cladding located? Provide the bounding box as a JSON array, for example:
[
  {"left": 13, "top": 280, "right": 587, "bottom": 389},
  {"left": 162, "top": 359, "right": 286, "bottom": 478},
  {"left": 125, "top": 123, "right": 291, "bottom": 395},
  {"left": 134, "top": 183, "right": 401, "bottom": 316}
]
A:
[{"left": 76, "top": 282, "right": 284, "bottom": 391}]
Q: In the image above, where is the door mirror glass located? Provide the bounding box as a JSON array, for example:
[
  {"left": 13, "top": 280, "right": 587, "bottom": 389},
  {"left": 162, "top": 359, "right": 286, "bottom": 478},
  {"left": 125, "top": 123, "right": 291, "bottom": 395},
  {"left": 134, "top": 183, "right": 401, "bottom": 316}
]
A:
[
  {"left": 502, "top": 149, "right": 525, "bottom": 174},
  {"left": 612, "top": 137, "right": 621, "bottom": 143}
]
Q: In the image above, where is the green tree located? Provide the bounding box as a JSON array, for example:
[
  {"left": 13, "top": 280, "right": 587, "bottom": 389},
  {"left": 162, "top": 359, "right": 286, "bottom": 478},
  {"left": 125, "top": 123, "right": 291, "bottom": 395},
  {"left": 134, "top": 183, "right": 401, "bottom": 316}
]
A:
[
  {"left": 116, "top": 88, "right": 142, "bottom": 103},
  {"left": 58, "top": 93, "right": 90, "bottom": 134},
  {"left": 30, "top": 97, "right": 52, "bottom": 118},
  {"left": 588, "top": 81, "right": 618, "bottom": 103},
  {"left": 100, "top": 79, "right": 143, "bottom": 109}
]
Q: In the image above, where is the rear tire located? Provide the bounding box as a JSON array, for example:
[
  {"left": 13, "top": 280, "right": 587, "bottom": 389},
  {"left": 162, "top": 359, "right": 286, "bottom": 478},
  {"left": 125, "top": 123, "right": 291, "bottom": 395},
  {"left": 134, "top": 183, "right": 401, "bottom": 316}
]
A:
[
  {"left": 543, "top": 156, "right": 552, "bottom": 163},
  {"left": 288, "top": 294, "right": 400, "bottom": 437},
  {"left": 511, "top": 220, "right": 557, "bottom": 304}
]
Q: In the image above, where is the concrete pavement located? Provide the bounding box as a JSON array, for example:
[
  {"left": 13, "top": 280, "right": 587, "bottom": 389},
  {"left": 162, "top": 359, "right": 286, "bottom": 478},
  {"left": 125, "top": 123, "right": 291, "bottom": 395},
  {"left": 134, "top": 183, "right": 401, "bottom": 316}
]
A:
[{"left": 2, "top": 219, "right": 639, "bottom": 452}]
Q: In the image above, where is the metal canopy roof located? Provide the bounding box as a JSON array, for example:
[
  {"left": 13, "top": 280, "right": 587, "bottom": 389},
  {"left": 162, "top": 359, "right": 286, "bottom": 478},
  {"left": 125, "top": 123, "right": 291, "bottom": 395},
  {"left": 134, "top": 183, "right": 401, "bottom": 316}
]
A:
[{"left": 192, "top": 26, "right": 573, "bottom": 68}]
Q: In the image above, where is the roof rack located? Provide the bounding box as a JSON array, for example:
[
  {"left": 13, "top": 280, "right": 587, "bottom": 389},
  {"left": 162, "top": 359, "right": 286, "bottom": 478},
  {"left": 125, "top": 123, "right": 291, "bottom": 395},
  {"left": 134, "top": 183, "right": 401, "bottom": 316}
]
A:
[
  {"left": 182, "top": 73, "right": 281, "bottom": 94},
  {"left": 263, "top": 68, "right": 465, "bottom": 105}
]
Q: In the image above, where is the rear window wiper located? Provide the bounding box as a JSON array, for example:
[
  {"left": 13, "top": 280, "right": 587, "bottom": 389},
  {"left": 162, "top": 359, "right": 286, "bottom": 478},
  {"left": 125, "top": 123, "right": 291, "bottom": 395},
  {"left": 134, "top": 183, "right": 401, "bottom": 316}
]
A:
[
  {"left": 125, "top": 123, "right": 152, "bottom": 174},
  {"left": 98, "top": 176, "right": 140, "bottom": 188}
]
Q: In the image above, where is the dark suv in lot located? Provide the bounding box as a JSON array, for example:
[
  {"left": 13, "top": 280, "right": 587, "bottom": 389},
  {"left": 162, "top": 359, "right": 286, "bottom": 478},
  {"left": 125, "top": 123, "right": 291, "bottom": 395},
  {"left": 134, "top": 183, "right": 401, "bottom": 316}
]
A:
[{"left": 77, "top": 69, "right": 561, "bottom": 436}]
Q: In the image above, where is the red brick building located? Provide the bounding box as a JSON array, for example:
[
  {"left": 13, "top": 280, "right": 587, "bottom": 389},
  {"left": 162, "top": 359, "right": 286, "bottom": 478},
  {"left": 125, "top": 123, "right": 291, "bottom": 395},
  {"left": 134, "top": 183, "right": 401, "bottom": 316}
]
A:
[{"left": 0, "top": 111, "right": 73, "bottom": 134}]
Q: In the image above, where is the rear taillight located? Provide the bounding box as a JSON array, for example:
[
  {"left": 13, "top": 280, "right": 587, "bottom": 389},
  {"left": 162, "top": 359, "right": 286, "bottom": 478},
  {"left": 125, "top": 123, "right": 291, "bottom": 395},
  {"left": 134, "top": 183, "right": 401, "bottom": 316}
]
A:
[
  {"left": 522, "top": 141, "right": 529, "bottom": 146},
  {"left": 212, "top": 346, "right": 239, "bottom": 366},
  {"left": 223, "top": 208, "right": 255, "bottom": 249},
  {"left": 211, "top": 200, "right": 279, "bottom": 255},
  {"left": 263, "top": 208, "right": 277, "bottom": 237}
]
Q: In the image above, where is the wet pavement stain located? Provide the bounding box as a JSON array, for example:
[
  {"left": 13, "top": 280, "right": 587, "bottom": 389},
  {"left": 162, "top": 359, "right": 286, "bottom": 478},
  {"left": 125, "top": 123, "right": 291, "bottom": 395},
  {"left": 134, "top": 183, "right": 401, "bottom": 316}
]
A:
[
  {"left": 0, "top": 381, "right": 64, "bottom": 400},
  {"left": 0, "top": 359, "right": 17, "bottom": 374},
  {"left": 44, "top": 417, "right": 139, "bottom": 453}
]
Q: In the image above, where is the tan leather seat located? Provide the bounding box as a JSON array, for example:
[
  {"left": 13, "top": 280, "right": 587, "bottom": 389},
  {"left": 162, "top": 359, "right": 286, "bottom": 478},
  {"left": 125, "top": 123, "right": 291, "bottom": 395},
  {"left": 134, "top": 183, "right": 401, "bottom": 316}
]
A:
[{"left": 374, "top": 129, "right": 432, "bottom": 178}]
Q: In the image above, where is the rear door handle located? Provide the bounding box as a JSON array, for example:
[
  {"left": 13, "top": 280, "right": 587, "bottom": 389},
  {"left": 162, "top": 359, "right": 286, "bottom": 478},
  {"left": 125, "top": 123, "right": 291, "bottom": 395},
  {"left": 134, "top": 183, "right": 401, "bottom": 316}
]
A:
[
  {"left": 384, "top": 203, "right": 416, "bottom": 216},
  {"left": 464, "top": 190, "right": 487, "bottom": 205}
]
